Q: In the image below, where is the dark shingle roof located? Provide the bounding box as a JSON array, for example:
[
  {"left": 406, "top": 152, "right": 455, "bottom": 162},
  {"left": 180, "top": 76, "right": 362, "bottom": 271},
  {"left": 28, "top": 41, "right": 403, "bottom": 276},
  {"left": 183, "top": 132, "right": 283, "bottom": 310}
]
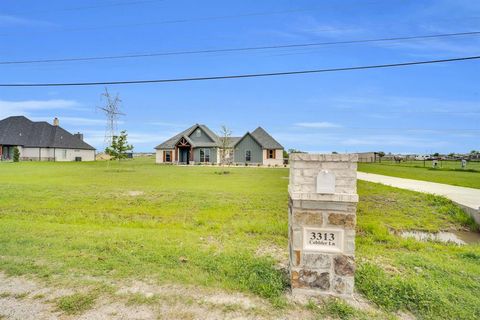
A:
[
  {"left": 0, "top": 116, "right": 95, "bottom": 150},
  {"left": 228, "top": 137, "right": 241, "bottom": 147},
  {"left": 155, "top": 124, "right": 283, "bottom": 150},
  {"left": 155, "top": 124, "right": 219, "bottom": 149},
  {"left": 250, "top": 127, "right": 283, "bottom": 149}
]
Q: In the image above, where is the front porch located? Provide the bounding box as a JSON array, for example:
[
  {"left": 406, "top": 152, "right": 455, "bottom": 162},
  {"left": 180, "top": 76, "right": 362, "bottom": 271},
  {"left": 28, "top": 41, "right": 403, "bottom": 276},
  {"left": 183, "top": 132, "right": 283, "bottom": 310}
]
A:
[
  {"left": 0, "top": 145, "right": 15, "bottom": 161},
  {"left": 175, "top": 137, "right": 193, "bottom": 165}
]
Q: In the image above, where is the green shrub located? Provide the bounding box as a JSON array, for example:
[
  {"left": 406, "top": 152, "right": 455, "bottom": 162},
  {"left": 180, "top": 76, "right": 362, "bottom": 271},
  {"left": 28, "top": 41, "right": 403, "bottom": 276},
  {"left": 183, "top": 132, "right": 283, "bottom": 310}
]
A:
[
  {"left": 13, "top": 147, "right": 20, "bottom": 162},
  {"left": 459, "top": 252, "right": 480, "bottom": 261}
]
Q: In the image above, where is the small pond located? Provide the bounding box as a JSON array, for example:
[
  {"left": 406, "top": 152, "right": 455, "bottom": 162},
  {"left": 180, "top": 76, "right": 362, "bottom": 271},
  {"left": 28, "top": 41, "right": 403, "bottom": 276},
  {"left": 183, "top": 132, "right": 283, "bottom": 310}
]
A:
[{"left": 399, "top": 230, "right": 480, "bottom": 245}]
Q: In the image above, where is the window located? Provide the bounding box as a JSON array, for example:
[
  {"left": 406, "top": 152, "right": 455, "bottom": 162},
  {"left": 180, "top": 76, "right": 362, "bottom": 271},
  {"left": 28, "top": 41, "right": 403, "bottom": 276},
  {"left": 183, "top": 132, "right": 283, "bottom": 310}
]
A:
[
  {"left": 164, "top": 151, "right": 172, "bottom": 162},
  {"left": 245, "top": 150, "right": 251, "bottom": 162},
  {"left": 267, "top": 149, "right": 275, "bottom": 159},
  {"left": 196, "top": 129, "right": 201, "bottom": 137},
  {"left": 200, "top": 148, "right": 210, "bottom": 162}
]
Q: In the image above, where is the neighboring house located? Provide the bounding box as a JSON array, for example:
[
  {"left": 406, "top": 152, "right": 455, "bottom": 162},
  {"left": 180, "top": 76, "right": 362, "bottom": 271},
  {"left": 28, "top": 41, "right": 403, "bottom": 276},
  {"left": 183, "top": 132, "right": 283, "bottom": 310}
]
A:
[
  {"left": 0, "top": 116, "right": 95, "bottom": 161},
  {"left": 155, "top": 124, "right": 284, "bottom": 165}
]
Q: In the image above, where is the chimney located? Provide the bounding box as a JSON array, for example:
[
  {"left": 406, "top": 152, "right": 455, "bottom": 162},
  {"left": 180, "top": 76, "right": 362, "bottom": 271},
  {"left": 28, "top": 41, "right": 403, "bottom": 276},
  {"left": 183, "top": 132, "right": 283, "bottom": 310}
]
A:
[
  {"left": 53, "top": 117, "right": 59, "bottom": 126},
  {"left": 74, "top": 132, "right": 84, "bottom": 141}
]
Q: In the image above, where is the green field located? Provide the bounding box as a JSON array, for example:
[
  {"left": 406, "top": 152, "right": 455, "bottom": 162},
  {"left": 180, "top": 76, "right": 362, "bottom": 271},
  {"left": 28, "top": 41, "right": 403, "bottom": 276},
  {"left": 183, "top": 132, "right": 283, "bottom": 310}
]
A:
[
  {"left": 0, "top": 158, "right": 479, "bottom": 319},
  {"left": 358, "top": 161, "right": 480, "bottom": 189}
]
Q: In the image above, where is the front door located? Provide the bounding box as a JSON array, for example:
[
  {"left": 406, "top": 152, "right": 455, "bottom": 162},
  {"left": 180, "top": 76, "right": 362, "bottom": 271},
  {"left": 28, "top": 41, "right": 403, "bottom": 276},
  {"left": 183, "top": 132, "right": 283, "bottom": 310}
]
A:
[
  {"left": 179, "top": 148, "right": 190, "bottom": 164},
  {"left": 175, "top": 137, "right": 191, "bottom": 164}
]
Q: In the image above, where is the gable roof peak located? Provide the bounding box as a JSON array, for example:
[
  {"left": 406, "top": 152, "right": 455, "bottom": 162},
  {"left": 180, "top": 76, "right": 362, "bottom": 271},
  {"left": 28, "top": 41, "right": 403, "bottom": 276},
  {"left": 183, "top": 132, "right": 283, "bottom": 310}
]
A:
[
  {"left": 250, "top": 126, "right": 283, "bottom": 149},
  {"left": 2, "top": 115, "right": 31, "bottom": 122}
]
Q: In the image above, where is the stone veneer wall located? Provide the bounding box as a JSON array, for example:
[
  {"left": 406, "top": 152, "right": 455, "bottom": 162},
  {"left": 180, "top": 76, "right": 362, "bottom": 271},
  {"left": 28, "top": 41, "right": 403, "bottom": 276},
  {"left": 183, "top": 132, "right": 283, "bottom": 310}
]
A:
[{"left": 288, "top": 153, "right": 358, "bottom": 297}]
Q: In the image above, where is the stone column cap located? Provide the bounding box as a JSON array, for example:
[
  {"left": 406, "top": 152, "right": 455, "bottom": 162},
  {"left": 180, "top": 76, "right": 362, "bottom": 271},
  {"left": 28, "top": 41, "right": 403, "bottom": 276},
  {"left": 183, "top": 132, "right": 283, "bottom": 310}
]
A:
[
  {"left": 289, "top": 153, "right": 358, "bottom": 162},
  {"left": 288, "top": 189, "right": 359, "bottom": 203}
]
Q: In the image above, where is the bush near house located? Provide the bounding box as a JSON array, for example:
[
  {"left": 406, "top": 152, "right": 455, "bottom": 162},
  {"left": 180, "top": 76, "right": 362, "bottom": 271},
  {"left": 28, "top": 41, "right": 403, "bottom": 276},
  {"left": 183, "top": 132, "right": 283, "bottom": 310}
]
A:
[{"left": 13, "top": 147, "right": 20, "bottom": 162}]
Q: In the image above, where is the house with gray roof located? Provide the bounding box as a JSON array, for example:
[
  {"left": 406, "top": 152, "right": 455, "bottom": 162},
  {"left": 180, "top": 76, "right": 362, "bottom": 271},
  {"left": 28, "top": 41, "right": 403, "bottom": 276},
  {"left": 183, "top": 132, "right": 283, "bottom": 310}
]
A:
[
  {"left": 155, "top": 124, "right": 284, "bottom": 165},
  {"left": 0, "top": 116, "right": 95, "bottom": 161}
]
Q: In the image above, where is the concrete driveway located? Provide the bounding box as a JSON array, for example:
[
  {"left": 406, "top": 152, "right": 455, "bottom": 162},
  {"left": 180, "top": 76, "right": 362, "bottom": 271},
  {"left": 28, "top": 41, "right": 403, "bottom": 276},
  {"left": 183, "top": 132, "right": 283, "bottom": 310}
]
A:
[{"left": 357, "top": 172, "right": 480, "bottom": 225}]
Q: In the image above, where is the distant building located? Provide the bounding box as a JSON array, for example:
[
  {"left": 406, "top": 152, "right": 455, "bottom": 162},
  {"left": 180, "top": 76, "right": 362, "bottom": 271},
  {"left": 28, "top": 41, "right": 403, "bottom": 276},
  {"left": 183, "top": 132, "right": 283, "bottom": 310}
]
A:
[
  {"left": 0, "top": 116, "right": 95, "bottom": 161},
  {"left": 356, "top": 152, "right": 380, "bottom": 163},
  {"left": 155, "top": 124, "right": 284, "bottom": 165}
]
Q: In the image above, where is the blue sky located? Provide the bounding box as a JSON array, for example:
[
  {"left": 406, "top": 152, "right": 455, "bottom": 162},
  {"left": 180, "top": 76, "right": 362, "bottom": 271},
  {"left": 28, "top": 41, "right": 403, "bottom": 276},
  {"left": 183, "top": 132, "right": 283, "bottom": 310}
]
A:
[{"left": 0, "top": 0, "right": 479, "bottom": 153}]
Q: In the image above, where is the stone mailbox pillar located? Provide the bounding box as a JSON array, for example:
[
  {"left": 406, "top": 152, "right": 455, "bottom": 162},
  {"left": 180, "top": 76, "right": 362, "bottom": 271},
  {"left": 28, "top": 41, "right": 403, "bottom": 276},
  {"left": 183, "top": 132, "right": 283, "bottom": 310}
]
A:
[{"left": 288, "top": 153, "right": 358, "bottom": 297}]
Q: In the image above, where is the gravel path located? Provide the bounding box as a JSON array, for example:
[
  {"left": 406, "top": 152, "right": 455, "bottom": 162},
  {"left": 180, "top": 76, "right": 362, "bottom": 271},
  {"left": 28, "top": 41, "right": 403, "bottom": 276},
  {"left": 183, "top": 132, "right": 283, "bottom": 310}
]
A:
[{"left": 357, "top": 172, "right": 480, "bottom": 225}]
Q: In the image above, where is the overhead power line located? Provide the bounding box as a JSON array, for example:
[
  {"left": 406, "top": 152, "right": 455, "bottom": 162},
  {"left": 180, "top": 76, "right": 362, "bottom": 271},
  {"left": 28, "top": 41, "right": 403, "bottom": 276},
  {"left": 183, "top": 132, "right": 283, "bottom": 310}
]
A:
[
  {"left": 1, "top": 55, "right": 478, "bottom": 87},
  {"left": 1, "top": 31, "right": 480, "bottom": 65}
]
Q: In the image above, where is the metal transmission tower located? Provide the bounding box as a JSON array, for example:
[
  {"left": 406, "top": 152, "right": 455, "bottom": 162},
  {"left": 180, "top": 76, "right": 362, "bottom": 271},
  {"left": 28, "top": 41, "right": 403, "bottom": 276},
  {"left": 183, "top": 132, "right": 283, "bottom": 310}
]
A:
[{"left": 98, "top": 87, "right": 125, "bottom": 148}]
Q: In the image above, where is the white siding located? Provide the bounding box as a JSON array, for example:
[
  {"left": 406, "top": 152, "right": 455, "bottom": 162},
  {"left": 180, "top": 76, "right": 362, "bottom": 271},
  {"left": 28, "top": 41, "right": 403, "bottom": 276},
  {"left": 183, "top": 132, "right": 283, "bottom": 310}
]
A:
[
  {"left": 155, "top": 150, "right": 163, "bottom": 163},
  {"left": 262, "top": 149, "right": 284, "bottom": 166},
  {"left": 155, "top": 149, "right": 175, "bottom": 164},
  {"left": 56, "top": 149, "right": 95, "bottom": 162},
  {"left": 19, "top": 147, "right": 40, "bottom": 159},
  {"left": 19, "top": 147, "right": 94, "bottom": 161}
]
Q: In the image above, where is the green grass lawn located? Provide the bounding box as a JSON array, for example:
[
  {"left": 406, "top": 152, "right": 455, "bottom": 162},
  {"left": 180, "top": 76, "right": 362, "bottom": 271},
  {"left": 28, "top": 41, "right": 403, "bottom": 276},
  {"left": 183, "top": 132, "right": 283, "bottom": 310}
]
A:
[
  {"left": 358, "top": 162, "right": 480, "bottom": 189},
  {"left": 0, "top": 158, "right": 479, "bottom": 319}
]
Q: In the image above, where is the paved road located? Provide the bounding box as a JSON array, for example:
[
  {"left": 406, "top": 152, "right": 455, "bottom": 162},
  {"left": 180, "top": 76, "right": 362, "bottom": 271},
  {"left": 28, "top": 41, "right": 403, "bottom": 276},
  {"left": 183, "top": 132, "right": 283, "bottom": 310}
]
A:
[{"left": 357, "top": 172, "right": 480, "bottom": 224}]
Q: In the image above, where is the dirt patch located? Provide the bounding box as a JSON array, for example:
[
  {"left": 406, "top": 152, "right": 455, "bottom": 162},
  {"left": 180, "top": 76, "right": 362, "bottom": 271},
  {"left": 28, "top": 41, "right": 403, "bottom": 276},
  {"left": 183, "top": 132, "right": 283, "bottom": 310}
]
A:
[
  {"left": 0, "top": 296, "right": 58, "bottom": 320},
  {"left": 0, "top": 273, "right": 315, "bottom": 320},
  {"left": 255, "top": 244, "right": 289, "bottom": 270},
  {"left": 115, "top": 280, "right": 268, "bottom": 314},
  {"left": 77, "top": 301, "right": 155, "bottom": 320},
  {"left": 0, "top": 273, "right": 65, "bottom": 319},
  {"left": 127, "top": 191, "right": 145, "bottom": 197}
]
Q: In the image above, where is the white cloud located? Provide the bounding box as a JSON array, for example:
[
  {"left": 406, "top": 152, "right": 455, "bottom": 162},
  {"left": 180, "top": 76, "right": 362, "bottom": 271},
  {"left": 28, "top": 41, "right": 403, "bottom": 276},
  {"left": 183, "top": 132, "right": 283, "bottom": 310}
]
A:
[
  {"left": 0, "top": 99, "right": 82, "bottom": 118},
  {"left": 149, "top": 121, "right": 186, "bottom": 127},
  {"left": 328, "top": 95, "right": 480, "bottom": 115},
  {"left": 254, "top": 15, "right": 363, "bottom": 43},
  {"left": 0, "top": 99, "right": 80, "bottom": 110},
  {"left": 376, "top": 38, "right": 480, "bottom": 57},
  {"left": 272, "top": 131, "right": 449, "bottom": 151},
  {"left": 298, "top": 19, "right": 363, "bottom": 37},
  {"left": 339, "top": 135, "right": 446, "bottom": 148},
  {"left": 295, "top": 122, "right": 342, "bottom": 128},
  {"left": 0, "top": 14, "right": 54, "bottom": 27},
  {"left": 127, "top": 132, "right": 169, "bottom": 144},
  {"left": 31, "top": 116, "right": 109, "bottom": 126},
  {"left": 81, "top": 129, "right": 168, "bottom": 150}
]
